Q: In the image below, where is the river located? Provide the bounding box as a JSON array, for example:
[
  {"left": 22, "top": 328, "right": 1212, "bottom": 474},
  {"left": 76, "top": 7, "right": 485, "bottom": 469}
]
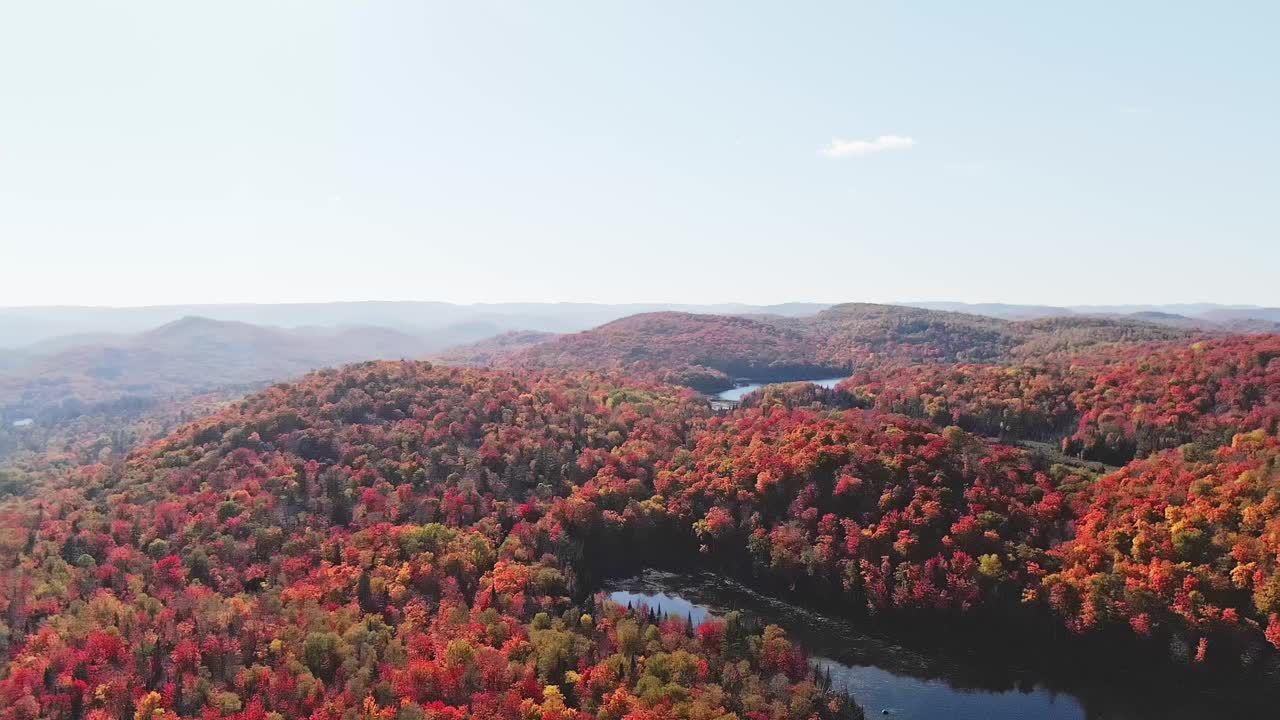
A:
[
  {"left": 605, "top": 570, "right": 1261, "bottom": 720},
  {"left": 716, "top": 377, "right": 849, "bottom": 402}
]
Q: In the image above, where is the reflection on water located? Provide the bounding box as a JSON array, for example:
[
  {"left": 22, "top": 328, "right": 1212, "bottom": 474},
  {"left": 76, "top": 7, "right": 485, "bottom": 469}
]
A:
[
  {"left": 716, "top": 377, "right": 848, "bottom": 402},
  {"left": 606, "top": 571, "right": 1258, "bottom": 720},
  {"left": 810, "top": 658, "right": 1080, "bottom": 720},
  {"left": 609, "top": 589, "right": 714, "bottom": 627}
]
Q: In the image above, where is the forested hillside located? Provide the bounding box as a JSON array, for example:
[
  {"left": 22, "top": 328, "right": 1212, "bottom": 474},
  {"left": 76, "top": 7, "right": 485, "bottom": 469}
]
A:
[
  {"left": 502, "top": 304, "right": 1198, "bottom": 392},
  {"left": 0, "top": 318, "right": 438, "bottom": 418},
  {"left": 508, "top": 313, "right": 841, "bottom": 392},
  {"left": 0, "top": 318, "right": 448, "bottom": 466},
  {"left": 837, "top": 334, "right": 1280, "bottom": 464},
  {"left": 0, "top": 364, "right": 861, "bottom": 720},
  {"left": 0, "top": 311, "right": 1278, "bottom": 719},
  {"left": 6, "top": 0, "right": 1276, "bottom": 714},
  {"left": 433, "top": 331, "right": 560, "bottom": 367}
]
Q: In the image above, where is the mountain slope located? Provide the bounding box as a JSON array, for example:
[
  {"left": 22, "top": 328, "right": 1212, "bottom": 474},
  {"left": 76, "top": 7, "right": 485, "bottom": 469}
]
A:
[
  {"left": 837, "top": 333, "right": 1280, "bottom": 464},
  {"left": 434, "top": 330, "right": 559, "bottom": 366},
  {"left": 0, "top": 363, "right": 870, "bottom": 720},
  {"left": 0, "top": 301, "right": 835, "bottom": 348},
  {"left": 507, "top": 312, "right": 843, "bottom": 392},
  {"left": 804, "top": 303, "right": 1018, "bottom": 364},
  {"left": 500, "top": 304, "right": 1206, "bottom": 393},
  {"left": 0, "top": 317, "right": 437, "bottom": 421}
]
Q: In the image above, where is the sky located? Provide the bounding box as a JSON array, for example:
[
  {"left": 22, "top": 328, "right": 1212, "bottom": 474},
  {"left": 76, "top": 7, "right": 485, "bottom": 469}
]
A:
[{"left": 1, "top": 1, "right": 1277, "bottom": 308}]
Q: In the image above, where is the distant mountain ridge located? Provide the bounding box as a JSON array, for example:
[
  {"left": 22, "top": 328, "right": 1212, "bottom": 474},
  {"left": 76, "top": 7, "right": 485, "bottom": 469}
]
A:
[
  {"left": 0, "top": 317, "right": 439, "bottom": 422},
  {"left": 2, "top": 300, "right": 1273, "bottom": 441},
  {"left": 0, "top": 301, "right": 834, "bottom": 348},
  {"left": 5, "top": 300, "right": 1275, "bottom": 350},
  {"left": 906, "top": 301, "right": 1280, "bottom": 328}
]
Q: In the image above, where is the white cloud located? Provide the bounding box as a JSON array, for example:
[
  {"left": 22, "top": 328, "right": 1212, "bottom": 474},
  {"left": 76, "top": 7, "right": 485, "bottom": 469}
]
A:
[{"left": 820, "top": 134, "right": 916, "bottom": 159}]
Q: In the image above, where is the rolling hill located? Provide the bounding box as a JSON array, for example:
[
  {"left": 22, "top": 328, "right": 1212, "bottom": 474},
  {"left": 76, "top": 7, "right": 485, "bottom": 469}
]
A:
[
  {"left": 0, "top": 301, "right": 835, "bottom": 348},
  {"left": 0, "top": 317, "right": 438, "bottom": 423},
  {"left": 433, "top": 330, "right": 561, "bottom": 366},
  {"left": 805, "top": 303, "right": 1019, "bottom": 365},
  {"left": 3, "top": 352, "right": 1280, "bottom": 719},
  {"left": 501, "top": 303, "right": 1202, "bottom": 392},
  {"left": 507, "top": 312, "right": 841, "bottom": 392}
]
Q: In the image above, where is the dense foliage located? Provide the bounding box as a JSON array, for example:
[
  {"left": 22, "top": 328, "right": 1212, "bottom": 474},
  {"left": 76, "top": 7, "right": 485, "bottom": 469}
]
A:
[
  {"left": 504, "top": 305, "right": 1197, "bottom": 394},
  {"left": 1044, "top": 430, "right": 1280, "bottom": 665},
  {"left": 509, "top": 314, "right": 840, "bottom": 393},
  {"left": 805, "top": 304, "right": 1018, "bottom": 366},
  {"left": 1, "top": 310, "right": 1279, "bottom": 719},
  {"left": 0, "top": 363, "right": 860, "bottom": 720},
  {"left": 0, "top": 393, "right": 238, "bottom": 474},
  {"left": 653, "top": 406, "right": 1074, "bottom": 613},
  {"left": 838, "top": 335, "right": 1280, "bottom": 465}
]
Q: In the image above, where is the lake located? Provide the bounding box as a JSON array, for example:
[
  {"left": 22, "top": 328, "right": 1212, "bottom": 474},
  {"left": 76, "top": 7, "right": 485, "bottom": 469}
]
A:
[
  {"left": 716, "top": 376, "right": 849, "bottom": 402},
  {"left": 606, "top": 570, "right": 1260, "bottom": 720}
]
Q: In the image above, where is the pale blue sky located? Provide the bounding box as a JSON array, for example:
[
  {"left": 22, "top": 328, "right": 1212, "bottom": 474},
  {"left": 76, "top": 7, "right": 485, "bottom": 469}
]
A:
[{"left": 1, "top": 1, "right": 1276, "bottom": 307}]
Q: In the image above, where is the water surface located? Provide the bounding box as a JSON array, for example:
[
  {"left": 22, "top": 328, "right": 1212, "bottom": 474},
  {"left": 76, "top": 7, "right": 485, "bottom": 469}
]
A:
[
  {"left": 606, "top": 571, "right": 1258, "bottom": 720},
  {"left": 716, "top": 376, "right": 848, "bottom": 402}
]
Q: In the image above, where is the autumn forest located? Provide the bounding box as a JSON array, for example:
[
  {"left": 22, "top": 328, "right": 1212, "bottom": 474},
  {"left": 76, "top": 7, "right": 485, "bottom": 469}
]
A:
[{"left": 1, "top": 303, "right": 1279, "bottom": 719}]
